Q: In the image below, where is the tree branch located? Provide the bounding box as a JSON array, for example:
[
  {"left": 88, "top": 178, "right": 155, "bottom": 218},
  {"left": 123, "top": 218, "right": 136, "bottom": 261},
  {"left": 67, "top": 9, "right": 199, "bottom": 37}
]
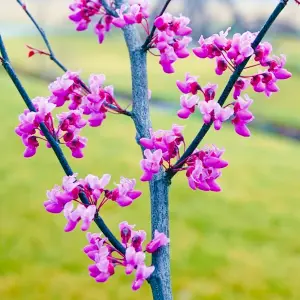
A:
[
  {"left": 16, "top": 0, "right": 131, "bottom": 117},
  {"left": 101, "top": 0, "right": 118, "bottom": 17},
  {"left": 142, "top": 0, "right": 173, "bottom": 51},
  {"left": 167, "top": 0, "right": 290, "bottom": 179},
  {"left": 0, "top": 35, "right": 125, "bottom": 255}
]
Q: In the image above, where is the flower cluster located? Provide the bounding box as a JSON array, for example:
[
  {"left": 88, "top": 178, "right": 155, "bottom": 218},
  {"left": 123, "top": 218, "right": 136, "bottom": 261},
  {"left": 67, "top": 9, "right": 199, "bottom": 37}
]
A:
[
  {"left": 186, "top": 145, "right": 228, "bottom": 192},
  {"left": 139, "top": 125, "right": 185, "bottom": 181},
  {"left": 84, "top": 222, "right": 169, "bottom": 290},
  {"left": 176, "top": 74, "right": 254, "bottom": 137},
  {"left": 44, "top": 173, "right": 142, "bottom": 232},
  {"left": 150, "top": 13, "right": 192, "bottom": 73},
  {"left": 15, "top": 72, "right": 126, "bottom": 158},
  {"left": 15, "top": 97, "right": 56, "bottom": 157},
  {"left": 138, "top": 126, "right": 228, "bottom": 191},
  {"left": 193, "top": 28, "right": 291, "bottom": 97},
  {"left": 69, "top": 0, "right": 150, "bottom": 43}
]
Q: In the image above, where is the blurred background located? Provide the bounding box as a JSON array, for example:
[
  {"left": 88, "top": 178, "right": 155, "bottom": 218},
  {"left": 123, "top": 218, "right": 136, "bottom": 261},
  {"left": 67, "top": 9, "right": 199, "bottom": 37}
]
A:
[{"left": 0, "top": 1, "right": 300, "bottom": 299}]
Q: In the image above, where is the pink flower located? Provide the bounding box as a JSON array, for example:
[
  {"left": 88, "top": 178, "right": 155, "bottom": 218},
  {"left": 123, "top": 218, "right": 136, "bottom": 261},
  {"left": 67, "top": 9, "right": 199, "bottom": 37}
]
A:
[
  {"left": 125, "top": 246, "right": 145, "bottom": 275},
  {"left": 132, "top": 264, "right": 155, "bottom": 291},
  {"left": 66, "top": 136, "right": 87, "bottom": 158},
  {"left": 202, "top": 83, "right": 218, "bottom": 101},
  {"left": 176, "top": 73, "right": 200, "bottom": 95},
  {"left": 215, "top": 57, "right": 228, "bottom": 75},
  {"left": 112, "top": 1, "right": 149, "bottom": 28},
  {"left": 49, "top": 75, "right": 75, "bottom": 107},
  {"left": 177, "top": 95, "right": 199, "bottom": 119},
  {"left": 90, "top": 246, "right": 115, "bottom": 283},
  {"left": 186, "top": 145, "right": 228, "bottom": 192},
  {"left": 63, "top": 202, "right": 96, "bottom": 232},
  {"left": 146, "top": 230, "right": 170, "bottom": 253},
  {"left": 152, "top": 13, "right": 192, "bottom": 74},
  {"left": 83, "top": 173, "right": 111, "bottom": 201},
  {"left": 131, "top": 230, "right": 146, "bottom": 251},
  {"left": 233, "top": 78, "right": 250, "bottom": 99},
  {"left": 32, "top": 97, "right": 56, "bottom": 121},
  {"left": 69, "top": 0, "right": 101, "bottom": 31},
  {"left": 57, "top": 110, "right": 87, "bottom": 132},
  {"left": 94, "top": 15, "right": 113, "bottom": 44},
  {"left": 199, "top": 100, "right": 233, "bottom": 130},
  {"left": 140, "top": 125, "right": 184, "bottom": 162},
  {"left": 232, "top": 95, "right": 254, "bottom": 137},
  {"left": 140, "top": 149, "right": 163, "bottom": 181},
  {"left": 119, "top": 221, "right": 135, "bottom": 244},
  {"left": 44, "top": 185, "right": 73, "bottom": 214},
  {"left": 111, "top": 178, "right": 142, "bottom": 207}
]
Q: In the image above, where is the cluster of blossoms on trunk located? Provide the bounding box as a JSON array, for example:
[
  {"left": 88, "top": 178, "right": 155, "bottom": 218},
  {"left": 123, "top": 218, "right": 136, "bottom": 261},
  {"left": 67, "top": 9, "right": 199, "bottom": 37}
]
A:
[
  {"left": 85, "top": 223, "right": 168, "bottom": 289},
  {"left": 139, "top": 126, "right": 229, "bottom": 191},
  {"left": 12, "top": 0, "right": 294, "bottom": 294}
]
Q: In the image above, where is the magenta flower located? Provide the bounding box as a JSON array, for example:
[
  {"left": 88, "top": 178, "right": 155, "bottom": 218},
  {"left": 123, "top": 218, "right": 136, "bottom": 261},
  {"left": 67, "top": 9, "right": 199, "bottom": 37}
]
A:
[
  {"left": 146, "top": 230, "right": 170, "bottom": 253},
  {"left": 233, "top": 78, "right": 250, "bottom": 99},
  {"left": 57, "top": 110, "right": 87, "bottom": 132},
  {"left": 140, "top": 149, "right": 163, "bottom": 181},
  {"left": 199, "top": 100, "right": 233, "bottom": 130},
  {"left": 90, "top": 246, "right": 115, "bottom": 283},
  {"left": 69, "top": 0, "right": 101, "bottom": 31},
  {"left": 232, "top": 95, "right": 255, "bottom": 137},
  {"left": 94, "top": 15, "right": 113, "bottom": 44},
  {"left": 84, "top": 173, "right": 111, "bottom": 202},
  {"left": 66, "top": 136, "right": 87, "bottom": 158},
  {"left": 112, "top": 1, "right": 149, "bottom": 28},
  {"left": 132, "top": 264, "right": 155, "bottom": 291},
  {"left": 203, "top": 83, "right": 218, "bottom": 101},
  {"left": 152, "top": 13, "right": 192, "bottom": 74},
  {"left": 44, "top": 185, "right": 73, "bottom": 214},
  {"left": 111, "top": 177, "right": 142, "bottom": 207},
  {"left": 49, "top": 75, "right": 75, "bottom": 107},
  {"left": 176, "top": 73, "right": 200, "bottom": 95},
  {"left": 131, "top": 230, "right": 147, "bottom": 252},
  {"left": 125, "top": 246, "right": 145, "bottom": 275},
  {"left": 177, "top": 95, "right": 199, "bottom": 119},
  {"left": 186, "top": 145, "right": 228, "bottom": 192},
  {"left": 63, "top": 202, "right": 96, "bottom": 232},
  {"left": 119, "top": 221, "right": 135, "bottom": 244},
  {"left": 140, "top": 125, "right": 184, "bottom": 163}
]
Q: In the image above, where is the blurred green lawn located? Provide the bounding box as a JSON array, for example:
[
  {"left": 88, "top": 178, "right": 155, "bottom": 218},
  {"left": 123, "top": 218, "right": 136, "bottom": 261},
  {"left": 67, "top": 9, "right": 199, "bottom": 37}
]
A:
[
  {"left": 4, "top": 34, "right": 300, "bottom": 128},
  {"left": 1, "top": 50, "right": 300, "bottom": 300}
]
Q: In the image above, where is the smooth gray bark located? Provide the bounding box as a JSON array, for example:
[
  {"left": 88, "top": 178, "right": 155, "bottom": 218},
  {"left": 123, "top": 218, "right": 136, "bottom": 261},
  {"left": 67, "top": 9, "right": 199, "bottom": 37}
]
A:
[{"left": 117, "top": 2, "right": 173, "bottom": 298}]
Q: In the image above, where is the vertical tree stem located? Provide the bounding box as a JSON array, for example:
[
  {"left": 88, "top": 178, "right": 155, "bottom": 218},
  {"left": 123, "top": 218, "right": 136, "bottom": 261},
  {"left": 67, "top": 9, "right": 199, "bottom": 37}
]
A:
[{"left": 119, "top": 13, "right": 173, "bottom": 300}]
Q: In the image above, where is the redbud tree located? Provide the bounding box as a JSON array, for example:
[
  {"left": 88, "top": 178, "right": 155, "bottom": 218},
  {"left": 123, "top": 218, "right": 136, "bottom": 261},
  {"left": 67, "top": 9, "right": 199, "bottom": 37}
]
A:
[{"left": 0, "top": 0, "right": 296, "bottom": 299}]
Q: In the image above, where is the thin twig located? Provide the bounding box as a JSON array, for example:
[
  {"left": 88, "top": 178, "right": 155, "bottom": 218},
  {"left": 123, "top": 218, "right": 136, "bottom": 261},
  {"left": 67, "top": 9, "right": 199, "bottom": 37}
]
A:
[
  {"left": 16, "top": 0, "right": 131, "bottom": 117},
  {"left": 167, "top": 0, "right": 289, "bottom": 179},
  {"left": 142, "top": 0, "right": 173, "bottom": 51},
  {"left": 101, "top": 0, "right": 118, "bottom": 17},
  {"left": 0, "top": 35, "right": 125, "bottom": 255}
]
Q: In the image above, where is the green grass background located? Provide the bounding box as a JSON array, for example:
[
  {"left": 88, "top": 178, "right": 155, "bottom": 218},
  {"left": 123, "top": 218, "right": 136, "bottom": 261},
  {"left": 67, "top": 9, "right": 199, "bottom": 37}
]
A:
[{"left": 0, "top": 34, "right": 300, "bottom": 300}]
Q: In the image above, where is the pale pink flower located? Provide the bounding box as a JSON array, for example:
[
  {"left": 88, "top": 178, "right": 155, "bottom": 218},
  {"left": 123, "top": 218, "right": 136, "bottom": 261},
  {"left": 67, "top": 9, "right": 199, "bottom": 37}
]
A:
[
  {"left": 132, "top": 264, "right": 155, "bottom": 291},
  {"left": 125, "top": 246, "right": 145, "bottom": 275},
  {"left": 140, "top": 149, "right": 163, "bottom": 181},
  {"left": 177, "top": 95, "right": 199, "bottom": 119},
  {"left": 111, "top": 178, "right": 142, "bottom": 207},
  {"left": 199, "top": 100, "right": 233, "bottom": 130},
  {"left": 146, "top": 230, "right": 170, "bottom": 253}
]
